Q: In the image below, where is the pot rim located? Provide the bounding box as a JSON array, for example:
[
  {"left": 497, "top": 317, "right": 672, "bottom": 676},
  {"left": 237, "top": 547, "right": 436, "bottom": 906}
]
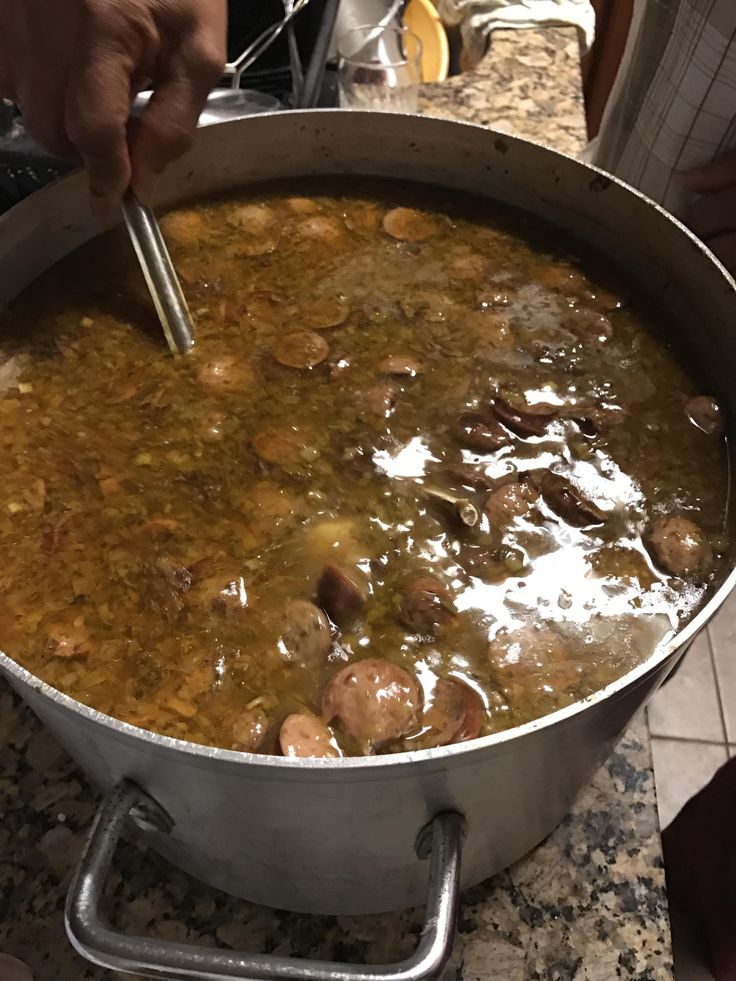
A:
[{"left": 2, "top": 109, "right": 735, "bottom": 772}]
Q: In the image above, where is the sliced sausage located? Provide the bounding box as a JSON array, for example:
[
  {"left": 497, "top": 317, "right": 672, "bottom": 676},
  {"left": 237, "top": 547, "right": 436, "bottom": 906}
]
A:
[
  {"left": 539, "top": 472, "right": 607, "bottom": 527},
  {"left": 161, "top": 208, "right": 205, "bottom": 248},
  {"left": 400, "top": 290, "right": 455, "bottom": 322},
  {"left": 287, "top": 196, "right": 321, "bottom": 214},
  {"left": 534, "top": 263, "right": 587, "bottom": 295},
  {"left": 232, "top": 706, "right": 269, "bottom": 752},
  {"left": 463, "top": 310, "right": 513, "bottom": 349},
  {"left": 304, "top": 296, "right": 350, "bottom": 330},
  {"left": 459, "top": 543, "right": 508, "bottom": 580},
  {"left": 686, "top": 395, "right": 724, "bottom": 436},
  {"left": 449, "top": 251, "right": 491, "bottom": 281},
  {"left": 565, "top": 307, "right": 614, "bottom": 343},
  {"left": 644, "top": 514, "right": 714, "bottom": 580},
  {"left": 244, "top": 291, "right": 284, "bottom": 328},
  {"left": 443, "top": 463, "right": 496, "bottom": 492},
  {"left": 322, "top": 658, "right": 421, "bottom": 752},
  {"left": 298, "top": 215, "right": 346, "bottom": 243},
  {"left": 272, "top": 330, "right": 329, "bottom": 370},
  {"left": 360, "top": 382, "right": 396, "bottom": 421},
  {"left": 418, "top": 678, "right": 484, "bottom": 747},
  {"left": 400, "top": 576, "right": 456, "bottom": 636},
  {"left": 279, "top": 713, "right": 341, "bottom": 758},
  {"left": 317, "top": 563, "right": 369, "bottom": 628},
  {"left": 454, "top": 413, "right": 510, "bottom": 453},
  {"left": 485, "top": 481, "right": 538, "bottom": 527},
  {"left": 251, "top": 425, "right": 312, "bottom": 466},
  {"left": 492, "top": 397, "right": 556, "bottom": 437},
  {"left": 227, "top": 203, "right": 276, "bottom": 232},
  {"left": 281, "top": 600, "right": 332, "bottom": 665},
  {"left": 198, "top": 355, "right": 254, "bottom": 391},
  {"left": 382, "top": 207, "right": 439, "bottom": 242},
  {"left": 377, "top": 355, "right": 423, "bottom": 377},
  {"left": 487, "top": 625, "right": 579, "bottom": 695},
  {"left": 240, "top": 234, "right": 281, "bottom": 257},
  {"left": 563, "top": 402, "right": 628, "bottom": 434}
]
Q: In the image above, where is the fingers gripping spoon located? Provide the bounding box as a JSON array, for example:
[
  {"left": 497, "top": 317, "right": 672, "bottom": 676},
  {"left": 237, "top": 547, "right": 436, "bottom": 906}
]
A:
[{"left": 121, "top": 191, "right": 195, "bottom": 354}]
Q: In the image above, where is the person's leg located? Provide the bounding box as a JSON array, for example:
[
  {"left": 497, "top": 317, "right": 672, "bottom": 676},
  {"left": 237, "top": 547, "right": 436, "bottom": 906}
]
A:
[{"left": 663, "top": 756, "right": 736, "bottom": 980}]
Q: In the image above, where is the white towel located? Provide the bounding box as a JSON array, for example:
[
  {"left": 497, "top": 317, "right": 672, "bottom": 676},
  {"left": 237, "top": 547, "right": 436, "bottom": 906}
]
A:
[{"left": 437, "top": 0, "right": 596, "bottom": 67}]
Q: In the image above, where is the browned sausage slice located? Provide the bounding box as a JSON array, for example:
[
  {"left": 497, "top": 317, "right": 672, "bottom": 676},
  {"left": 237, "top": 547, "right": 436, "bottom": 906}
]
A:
[
  {"left": 382, "top": 207, "right": 439, "bottom": 242},
  {"left": 419, "top": 678, "right": 484, "bottom": 747},
  {"left": 539, "top": 472, "right": 606, "bottom": 527},
  {"left": 279, "top": 713, "right": 341, "bottom": 758},
  {"left": 492, "top": 397, "right": 556, "bottom": 437},
  {"left": 360, "top": 382, "right": 396, "bottom": 421},
  {"left": 534, "top": 263, "right": 588, "bottom": 295},
  {"left": 161, "top": 209, "right": 205, "bottom": 247},
  {"left": 198, "top": 355, "right": 254, "bottom": 391},
  {"left": 487, "top": 625, "right": 579, "bottom": 696},
  {"left": 251, "top": 425, "right": 312, "bottom": 466},
  {"left": 272, "top": 330, "right": 330, "bottom": 369},
  {"left": 377, "top": 355, "right": 424, "bottom": 377},
  {"left": 485, "top": 481, "right": 539, "bottom": 527},
  {"left": 281, "top": 599, "right": 332, "bottom": 664},
  {"left": 449, "top": 251, "right": 491, "bottom": 281},
  {"left": 565, "top": 307, "right": 614, "bottom": 343},
  {"left": 443, "top": 463, "right": 496, "bottom": 492},
  {"left": 400, "top": 576, "right": 456, "bottom": 636},
  {"left": 322, "top": 658, "right": 421, "bottom": 752},
  {"left": 686, "top": 396, "right": 725, "bottom": 436},
  {"left": 317, "top": 563, "right": 369, "bottom": 628},
  {"left": 240, "top": 234, "right": 281, "bottom": 257},
  {"left": 304, "top": 296, "right": 350, "bottom": 330},
  {"left": 455, "top": 414, "right": 510, "bottom": 453},
  {"left": 644, "top": 514, "right": 714, "bottom": 580},
  {"left": 298, "top": 215, "right": 346, "bottom": 243},
  {"left": 287, "top": 197, "right": 321, "bottom": 214},
  {"left": 232, "top": 706, "right": 269, "bottom": 752},
  {"left": 227, "top": 203, "right": 276, "bottom": 232}
]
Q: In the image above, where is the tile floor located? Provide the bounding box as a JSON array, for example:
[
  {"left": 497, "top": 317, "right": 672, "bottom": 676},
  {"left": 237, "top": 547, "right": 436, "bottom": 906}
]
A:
[{"left": 648, "top": 588, "right": 736, "bottom": 979}]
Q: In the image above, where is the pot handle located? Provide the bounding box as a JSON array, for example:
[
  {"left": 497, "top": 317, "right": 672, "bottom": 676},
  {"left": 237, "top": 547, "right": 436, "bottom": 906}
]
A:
[{"left": 66, "top": 779, "right": 466, "bottom": 981}]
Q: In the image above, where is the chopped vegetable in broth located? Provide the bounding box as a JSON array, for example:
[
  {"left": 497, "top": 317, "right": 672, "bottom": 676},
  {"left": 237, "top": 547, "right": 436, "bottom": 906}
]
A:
[{"left": 0, "top": 179, "right": 730, "bottom": 757}]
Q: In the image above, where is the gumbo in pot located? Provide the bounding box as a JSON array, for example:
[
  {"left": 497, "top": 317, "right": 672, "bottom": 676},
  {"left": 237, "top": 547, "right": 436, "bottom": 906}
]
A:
[{"left": 0, "top": 179, "right": 729, "bottom": 758}]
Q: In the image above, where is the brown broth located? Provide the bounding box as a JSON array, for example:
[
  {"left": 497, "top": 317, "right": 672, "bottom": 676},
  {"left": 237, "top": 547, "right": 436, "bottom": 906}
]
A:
[{"left": 0, "top": 179, "right": 729, "bottom": 756}]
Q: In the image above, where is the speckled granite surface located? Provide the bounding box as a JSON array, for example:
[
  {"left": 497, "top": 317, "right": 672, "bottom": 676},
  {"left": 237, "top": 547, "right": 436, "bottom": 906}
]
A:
[
  {"left": 419, "top": 27, "right": 588, "bottom": 157},
  {"left": 0, "top": 26, "right": 673, "bottom": 981}
]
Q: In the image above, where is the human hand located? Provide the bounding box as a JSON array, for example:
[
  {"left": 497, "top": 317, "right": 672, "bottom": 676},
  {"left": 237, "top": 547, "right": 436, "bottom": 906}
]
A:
[
  {"left": 0, "top": 0, "right": 227, "bottom": 218},
  {"left": 682, "top": 150, "right": 736, "bottom": 277}
]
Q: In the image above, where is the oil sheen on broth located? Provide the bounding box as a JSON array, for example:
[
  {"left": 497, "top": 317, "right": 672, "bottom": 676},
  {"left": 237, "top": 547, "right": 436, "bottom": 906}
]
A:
[{"left": 0, "top": 180, "right": 729, "bottom": 758}]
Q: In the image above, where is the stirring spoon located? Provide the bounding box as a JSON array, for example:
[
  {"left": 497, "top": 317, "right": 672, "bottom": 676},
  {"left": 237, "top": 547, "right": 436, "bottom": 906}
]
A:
[{"left": 121, "top": 191, "right": 195, "bottom": 354}]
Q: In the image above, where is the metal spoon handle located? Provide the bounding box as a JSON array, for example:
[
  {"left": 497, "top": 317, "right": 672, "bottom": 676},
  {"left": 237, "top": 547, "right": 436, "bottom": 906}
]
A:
[{"left": 121, "top": 191, "right": 195, "bottom": 354}]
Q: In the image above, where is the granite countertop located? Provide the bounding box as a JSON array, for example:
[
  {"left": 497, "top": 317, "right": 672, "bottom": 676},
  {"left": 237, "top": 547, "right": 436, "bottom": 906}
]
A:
[{"left": 0, "top": 27, "right": 673, "bottom": 981}]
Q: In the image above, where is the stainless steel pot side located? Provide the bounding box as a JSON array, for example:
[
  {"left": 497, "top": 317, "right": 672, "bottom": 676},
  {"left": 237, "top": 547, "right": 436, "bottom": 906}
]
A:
[{"left": 1, "top": 111, "right": 735, "bottom": 980}]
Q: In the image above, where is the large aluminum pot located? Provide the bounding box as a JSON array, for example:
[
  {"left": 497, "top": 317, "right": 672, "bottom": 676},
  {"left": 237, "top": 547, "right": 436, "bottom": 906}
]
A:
[{"left": 1, "top": 110, "right": 735, "bottom": 980}]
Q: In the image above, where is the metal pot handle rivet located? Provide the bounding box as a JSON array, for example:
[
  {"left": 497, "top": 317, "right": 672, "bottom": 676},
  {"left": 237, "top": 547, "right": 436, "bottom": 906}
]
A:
[{"left": 65, "top": 779, "right": 466, "bottom": 981}]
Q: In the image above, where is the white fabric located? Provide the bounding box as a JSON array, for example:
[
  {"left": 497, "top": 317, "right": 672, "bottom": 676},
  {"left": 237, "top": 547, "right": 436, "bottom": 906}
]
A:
[
  {"left": 585, "top": 0, "right": 736, "bottom": 217},
  {"left": 437, "top": 0, "right": 596, "bottom": 67}
]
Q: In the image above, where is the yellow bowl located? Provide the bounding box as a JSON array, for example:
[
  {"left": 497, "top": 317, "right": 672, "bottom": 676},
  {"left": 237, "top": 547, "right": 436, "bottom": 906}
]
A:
[{"left": 404, "top": 0, "right": 450, "bottom": 83}]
